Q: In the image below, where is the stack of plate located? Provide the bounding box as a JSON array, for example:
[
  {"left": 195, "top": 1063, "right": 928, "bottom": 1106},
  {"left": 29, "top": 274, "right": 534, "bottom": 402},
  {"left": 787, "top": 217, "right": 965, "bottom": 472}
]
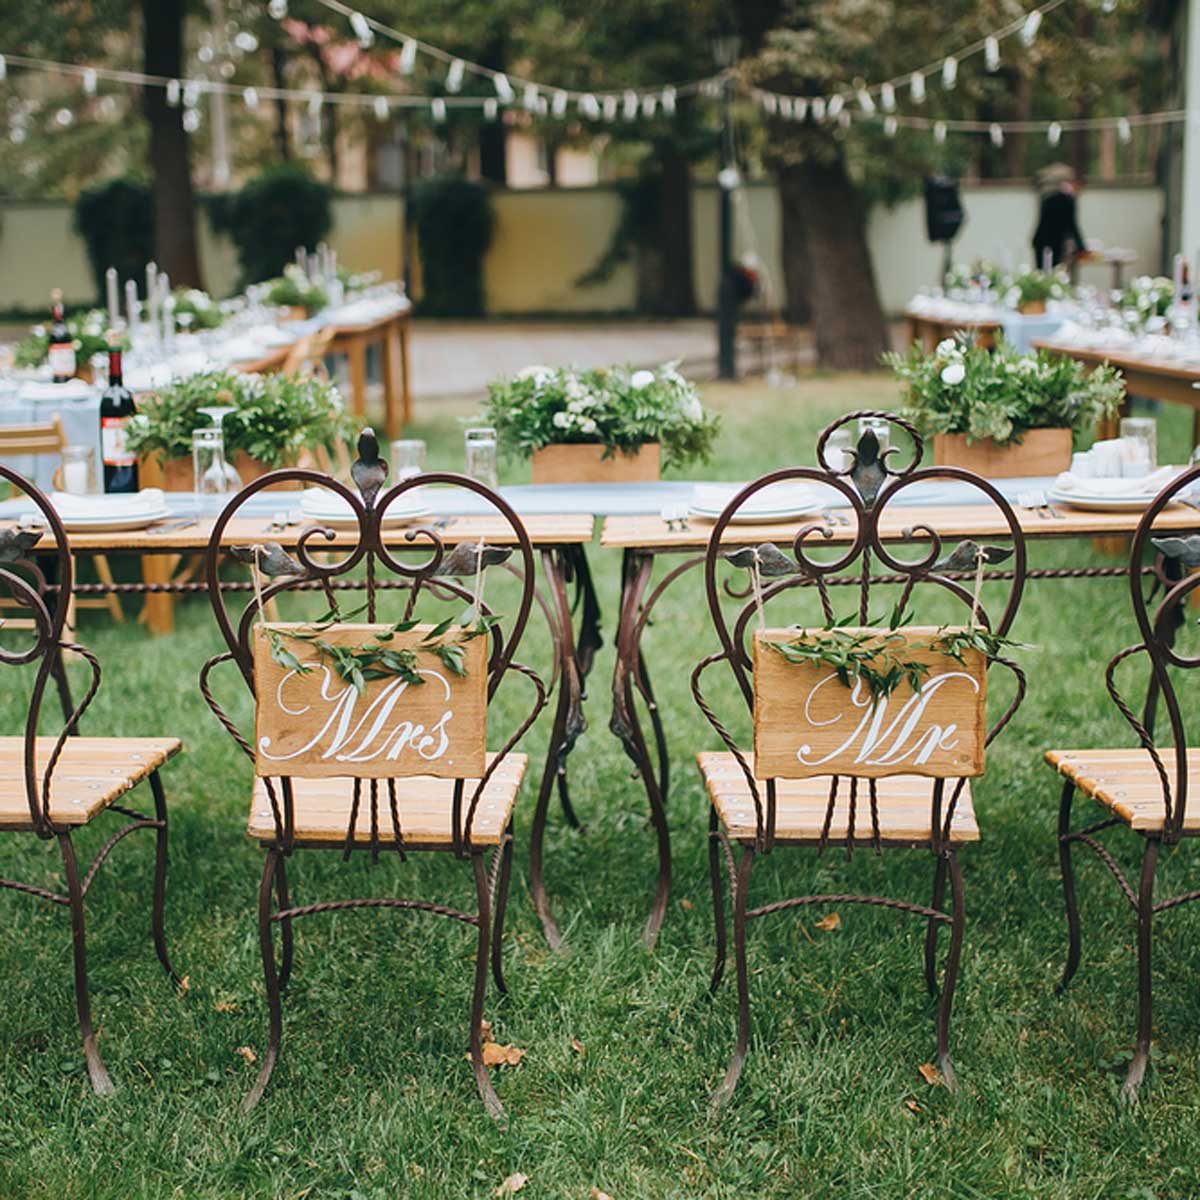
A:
[
  {"left": 1047, "top": 469, "right": 1183, "bottom": 512},
  {"left": 688, "top": 482, "right": 823, "bottom": 524},
  {"left": 299, "top": 487, "right": 432, "bottom": 527},
  {"left": 49, "top": 489, "right": 173, "bottom": 532}
]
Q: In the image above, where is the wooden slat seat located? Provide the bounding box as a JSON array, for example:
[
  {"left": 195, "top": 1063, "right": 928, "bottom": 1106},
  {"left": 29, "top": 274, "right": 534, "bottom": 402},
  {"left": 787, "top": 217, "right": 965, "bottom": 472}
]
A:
[
  {"left": 1045, "top": 748, "right": 1200, "bottom": 832},
  {"left": 697, "top": 751, "right": 979, "bottom": 845},
  {"left": 0, "top": 736, "right": 182, "bottom": 831},
  {"left": 248, "top": 753, "right": 528, "bottom": 847}
]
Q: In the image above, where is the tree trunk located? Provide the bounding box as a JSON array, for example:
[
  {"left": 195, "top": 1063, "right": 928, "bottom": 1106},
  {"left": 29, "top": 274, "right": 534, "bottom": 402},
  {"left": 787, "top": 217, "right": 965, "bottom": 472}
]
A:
[
  {"left": 479, "top": 124, "right": 507, "bottom": 185},
  {"left": 775, "top": 152, "right": 887, "bottom": 370},
  {"left": 141, "top": 0, "right": 202, "bottom": 287},
  {"left": 271, "top": 45, "right": 291, "bottom": 160},
  {"left": 646, "top": 142, "right": 695, "bottom": 316}
]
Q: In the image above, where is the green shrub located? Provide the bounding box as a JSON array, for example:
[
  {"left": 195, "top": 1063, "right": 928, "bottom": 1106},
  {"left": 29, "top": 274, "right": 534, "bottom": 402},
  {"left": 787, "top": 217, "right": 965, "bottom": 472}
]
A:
[
  {"left": 219, "top": 164, "right": 332, "bottom": 287},
  {"left": 412, "top": 176, "right": 494, "bottom": 316},
  {"left": 73, "top": 177, "right": 155, "bottom": 303}
]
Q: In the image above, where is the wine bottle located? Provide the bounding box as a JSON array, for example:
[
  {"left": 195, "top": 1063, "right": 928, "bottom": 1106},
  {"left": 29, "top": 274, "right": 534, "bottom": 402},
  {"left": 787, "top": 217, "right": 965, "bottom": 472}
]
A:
[
  {"left": 100, "top": 332, "right": 139, "bottom": 494},
  {"left": 47, "top": 289, "right": 76, "bottom": 383}
]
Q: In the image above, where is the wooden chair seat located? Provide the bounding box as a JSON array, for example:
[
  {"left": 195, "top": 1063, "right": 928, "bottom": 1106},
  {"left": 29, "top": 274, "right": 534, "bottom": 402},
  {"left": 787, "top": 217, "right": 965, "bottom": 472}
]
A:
[
  {"left": 697, "top": 751, "right": 979, "bottom": 845},
  {"left": 1045, "top": 748, "right": 1200, "bottom": 832},
  {"left": 0, "top": 736, "right": 182, "bottom": 831},
  {"left": 248, "top": 753, "right": 528, "bottom": 847}
]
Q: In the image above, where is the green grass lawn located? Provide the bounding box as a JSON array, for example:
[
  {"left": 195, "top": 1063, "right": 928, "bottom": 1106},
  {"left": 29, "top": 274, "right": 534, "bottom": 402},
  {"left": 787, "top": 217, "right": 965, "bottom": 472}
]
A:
[{"left": 4, "top": 373, "right": 1200, "bottom": 1199}]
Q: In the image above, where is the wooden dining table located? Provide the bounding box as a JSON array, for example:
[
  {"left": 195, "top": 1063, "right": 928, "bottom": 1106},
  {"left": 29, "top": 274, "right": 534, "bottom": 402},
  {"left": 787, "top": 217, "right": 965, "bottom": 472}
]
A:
[{"left": 904, "top": 308, "right": 1001, "bottom": 352}]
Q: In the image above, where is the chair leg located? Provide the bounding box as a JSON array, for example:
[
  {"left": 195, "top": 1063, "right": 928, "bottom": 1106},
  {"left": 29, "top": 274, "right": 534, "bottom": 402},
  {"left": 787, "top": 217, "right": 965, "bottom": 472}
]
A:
[
  {"left": 275, "top": 853, "right": 294, "bottom": 993},
  {"left": 59, "top": 833, "right": 114, "bottom": 1096},
  {"left": 935, "top": 850, "right": 965, "bottom": 1092},
  {"left": 148, "top": 771, "right": 179, "bottom": 984},
  {"left": 92, "top": 555, "right": 124, "bottom": 622},
  {"left": 469, "top": 853, "right": 504, "bottom": 1119},
  {"left": 1057, "top": 780, "right": 1083, "bottom": 994},
  {"left": 243, "top": 849, "right": 284, "bottom": 1113},
  {"left": 490, "top": 831, "right": 514, "bottom": 996},
  {"left": 711, "top": 845, "right": 754, "bottom": 1110},
  {"left": 708, "top": 805, "right": 727, "bottom": 994},
  {"left": 1122, "top": 837, "right": 1160, "bottom": 1103},
  {"left": 924, "top": 855, "right": 949, "bottom": 996}
]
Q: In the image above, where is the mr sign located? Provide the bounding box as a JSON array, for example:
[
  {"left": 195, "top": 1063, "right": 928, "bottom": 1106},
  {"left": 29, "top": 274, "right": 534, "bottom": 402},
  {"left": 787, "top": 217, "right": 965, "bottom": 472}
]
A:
[
  {"left": 252, "top": 623, "right": 487, "bottom": 779},
  {"left": 752, "top": 627, "right": 986, "bottom": 781}
]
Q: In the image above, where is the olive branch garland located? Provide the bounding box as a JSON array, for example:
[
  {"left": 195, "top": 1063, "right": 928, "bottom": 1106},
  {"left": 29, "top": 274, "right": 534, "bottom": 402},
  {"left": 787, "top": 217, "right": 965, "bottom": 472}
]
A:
[{"left": 265, "top": 601, "right": 500, "bottom": 696}]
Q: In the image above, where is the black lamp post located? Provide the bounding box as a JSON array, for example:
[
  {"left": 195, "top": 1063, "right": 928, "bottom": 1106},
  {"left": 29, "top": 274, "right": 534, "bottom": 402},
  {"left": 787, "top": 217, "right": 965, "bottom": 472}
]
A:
[{"left": 712, "top": 35, "right": 740, "bottom": 381}]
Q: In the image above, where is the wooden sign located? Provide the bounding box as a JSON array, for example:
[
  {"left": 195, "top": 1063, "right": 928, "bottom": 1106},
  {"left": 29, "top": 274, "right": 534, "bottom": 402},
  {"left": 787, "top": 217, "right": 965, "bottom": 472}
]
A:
[
  {"left": 252, "top": 622, "right": 487, "bottom": 780},
  {"left": 752, "top": 626, "right": 986, "bottom": 781}
]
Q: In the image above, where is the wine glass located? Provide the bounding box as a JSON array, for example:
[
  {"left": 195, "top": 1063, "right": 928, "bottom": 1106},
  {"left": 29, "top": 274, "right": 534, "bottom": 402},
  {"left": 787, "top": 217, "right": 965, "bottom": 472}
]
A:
[{"left": 198, "top": 405, "right": 243, "bottom": 490}]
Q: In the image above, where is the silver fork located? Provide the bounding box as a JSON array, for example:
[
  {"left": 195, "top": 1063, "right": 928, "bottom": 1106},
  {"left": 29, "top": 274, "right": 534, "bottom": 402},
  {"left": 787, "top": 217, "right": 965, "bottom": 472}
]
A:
[
  {"left": 660, "top": 503, "right": 690, "bottom": 532},
  {"left": 820, "top": 508, "right": 849, "bottom": 527},
  {"left": 1015, "top": 489, "right": 1063, "bottom": 520}
]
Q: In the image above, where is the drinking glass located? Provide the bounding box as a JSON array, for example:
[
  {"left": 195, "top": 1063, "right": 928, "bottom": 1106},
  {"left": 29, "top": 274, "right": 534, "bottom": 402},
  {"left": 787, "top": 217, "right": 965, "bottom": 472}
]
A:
[
  {"left": 391, "top": 438, "right": 426, "bottom": 481},
  {"left": 1119, "top": 416, "right": 1157, "bottom": 477},
  {"left": 193, "top": 428, "right": 235, "bottom": 506},
  {"left": 60, "top": 445, "right": 95, "bottom": 495},
  {"left": 464, "top": 427, "right": 499, "bottom": 490},
  {"left": 824, "top": 427, "right": 854, "bottom": 473}
]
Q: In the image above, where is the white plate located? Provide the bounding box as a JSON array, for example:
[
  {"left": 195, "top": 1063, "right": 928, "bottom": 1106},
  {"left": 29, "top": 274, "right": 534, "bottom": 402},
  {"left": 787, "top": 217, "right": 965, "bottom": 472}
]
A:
[
  {"left": 1045, "top": 488, "right": 1173, "bottom": 513},
  {"left": 689, "top": 483, "right": 823, "bottom": 523},
  {"left": 58, "top": 509, "right": 174, "bottom": 532},
  {"left": 689, "top": 503, "right": 824, "bottom": 524}
]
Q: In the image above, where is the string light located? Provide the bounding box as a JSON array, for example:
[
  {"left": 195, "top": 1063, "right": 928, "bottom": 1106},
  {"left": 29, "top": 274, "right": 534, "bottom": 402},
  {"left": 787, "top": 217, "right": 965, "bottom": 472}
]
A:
[
  {"left": 989, "top": 122, "right": 1004, "bottom": 146},
  {"left": 1047, "top": 120, "right": 1062, "bottom": 145},
  {"left": 623, "top": 89, "right": 638, "bottom": 120},
  {"left": 397, "top": 38, "right": 417, "bottom": 75},
  {"left": 884, "top": 114, "right": 898, "bottom": 137},
  {"left": 794, "top": 97, "right": 808, "bottom": 121},
  {"left": 431, "top": 97, "right": 446, "bottom": 122},
  {"left": 0, "top": 55, "right": 6, "bottom": 81},
  {"left": 910, "top": 71, "right": 926, "bottom": 102},
  {"left": 811, "top": 97, "right": 826, "bottom": 121},
  {"left": 165, "top": 78, "right": 181, "bottom": 106},
  {"left": 348, "top": 11, "right": 373, "bottom": 49},
  {"left": 483, "top": 96, "right": 497, "bottom": 120},
  {"left": 182, "top": 107, "right": 200, "bottom": 133},
  {"left": 243, "top": 86, "right": 259, "bottom": 110},
  {"left": 493, "top": 73, "right": 515, "bottom": 104},
  {"left": 642, "top": 93, "right": 657, "bottom": 117},
  {"left": 445, "top": 58, "right": 464, "bottom": 93},
  {"left": 827, "top": 93, "right": 844, "bottom": 118},
  {"left": 941, "top": 56, "right": 957, "bottom": 89},
  {"left": 762, "top": 92, "right": 778, "bottom": 116},
  {"left": 267, "top": 0, "right": 288, "bottom": 19},
  {"left": 1118, "top": 115, "right": 1132, "bottom": 143},
  {"left": 1021, "top": 10, "right": 1043, "bottom": 46},
  {"left": 82, "top": 67, "right": 97, "bottom": 95},
  {"left": 601, "top": 93, "right": 618, "bottom": 121},
  {"left": 934, "top": 120, "right": 947, "bottom": 143},
  {"left": 661, "top": 86, "right": 676, "bottom": 115},
  {"left": 307, "top": 91, "right": 322, "bottom": 116},
  {"left": 522, "top": 83, "right": 539, "bottom": 110},
  {"left": 373, "top": 94, "right": 388, "bottom": 119},
  {"left": 985, "top": 36, "right": 1000, "bottom": 71},
  {"left": 551, "top": 89, "right": 568, "bottom": 117},
  {"left": 857, "top": 88, "right": 875, "bottom": 114},
  {"left": 879, "top": 82, "right": 895, "bottom": 111}
]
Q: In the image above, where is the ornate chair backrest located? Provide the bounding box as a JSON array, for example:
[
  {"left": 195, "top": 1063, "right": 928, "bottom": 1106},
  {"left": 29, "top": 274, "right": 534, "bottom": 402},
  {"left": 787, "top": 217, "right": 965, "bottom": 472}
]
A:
[
  {"left": 0, "top": 465, "right": 99, "bottom": 837},
  {"left": 1116, "top": 465, "right": 1200, "bottom": 842},
  {"left": 692, "top": 410, "right": 1028, "bottom": 853},
  {"left": 201, "top": 430, "right": 546, "bottom": 856}
]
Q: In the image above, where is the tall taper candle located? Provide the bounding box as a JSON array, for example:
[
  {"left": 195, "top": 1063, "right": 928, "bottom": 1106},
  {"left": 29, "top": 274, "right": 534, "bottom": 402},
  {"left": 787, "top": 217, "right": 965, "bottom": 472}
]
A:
[
  {"left": 105, "top": 267, "right": 119, "bottom": 327},
  {"left": 146, "top": 262, "right": 159, "bottom": 331},
  {"left": 125, "top": 279, "right": 139, "bottom": 330}
]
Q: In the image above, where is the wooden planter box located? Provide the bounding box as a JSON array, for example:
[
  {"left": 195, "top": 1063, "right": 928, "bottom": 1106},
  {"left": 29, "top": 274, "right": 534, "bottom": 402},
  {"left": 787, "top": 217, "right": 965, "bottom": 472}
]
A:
[
  {"left": 932, "top": 427, "right": 1072, "bottom": 479},
  {"left": 530, "top": 442, "right": 661, "bottom": 485},
  {"left": 1018, "top": 300, "right": 1047, "bottom": 316},
  {"left": 139, "top": 451, "right": 299, "bottom": 491}
]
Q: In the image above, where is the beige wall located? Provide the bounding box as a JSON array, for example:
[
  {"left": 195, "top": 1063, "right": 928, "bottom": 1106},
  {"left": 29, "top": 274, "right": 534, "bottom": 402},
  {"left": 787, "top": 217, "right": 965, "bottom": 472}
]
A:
[{"left": 0, "top": 182, "right": 1161, "bottom": 316}]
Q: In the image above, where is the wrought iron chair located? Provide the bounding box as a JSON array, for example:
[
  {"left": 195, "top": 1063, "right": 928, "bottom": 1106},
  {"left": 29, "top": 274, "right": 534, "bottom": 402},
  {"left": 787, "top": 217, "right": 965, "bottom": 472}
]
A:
[
  {"left": 691, "top": 411, "right": 1027, "bottom": 1106},
  {"left": 200, "top": 431, "right": 546, "bottom": 1116},
  {"left": 1046, "top": 463, "right": 1200, "bottom": 1101},
  {"left": 0, "top": 466, "right": 180, "bottom": 1094}
]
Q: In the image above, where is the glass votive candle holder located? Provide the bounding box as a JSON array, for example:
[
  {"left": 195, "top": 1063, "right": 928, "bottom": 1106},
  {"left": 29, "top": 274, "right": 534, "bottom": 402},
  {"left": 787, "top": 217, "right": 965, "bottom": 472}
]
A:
[
  {"left": 1119, "top": 416, "right": 1156, "bottom": 477},
  {"left": 464, "top": 427, "right": 499, "bottom": 490},
  {"left": 60, "top": 445, "right": 96, "bottom": 495},
  {"left": 390, "top": 438, "right": 426, "bottom": 481}
]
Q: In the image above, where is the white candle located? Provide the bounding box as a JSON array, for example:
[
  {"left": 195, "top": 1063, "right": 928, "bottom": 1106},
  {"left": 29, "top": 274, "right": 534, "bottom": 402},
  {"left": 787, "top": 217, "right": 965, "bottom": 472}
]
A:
[
  {"left": 125, "top": 279, "right": 139, "bottom": 329},
  {"left": 146, "top": 262, "right": 158, "bottom": 330},
  {"left": 105, "top": 267, "right": 119, "bottom": 327},
  {"left": 62, "top": 459, "right": 89, "bottom": 495}
]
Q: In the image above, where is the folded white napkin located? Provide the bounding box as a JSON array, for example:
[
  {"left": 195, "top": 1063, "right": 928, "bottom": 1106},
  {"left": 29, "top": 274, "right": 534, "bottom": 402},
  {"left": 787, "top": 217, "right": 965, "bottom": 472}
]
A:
[
  {"left": 50, "top": 488, "right": 166, "bottom": 517},
  {"left": 1052, "top": 466, "right": 1178, "bottom": 498},
  {"left": 19, "top": 379, "right": 95, "bottom": 402}
]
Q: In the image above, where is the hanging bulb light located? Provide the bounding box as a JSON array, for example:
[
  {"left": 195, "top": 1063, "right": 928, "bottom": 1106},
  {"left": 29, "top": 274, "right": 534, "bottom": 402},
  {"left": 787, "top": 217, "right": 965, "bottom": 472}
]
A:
[
  {"left": 445, "top": 58, "right": 464, "bottom": 93},
  {"left": 838, "top": 110, "right": 851, "bottom": 129},
  {"left": 0, "top": 55, "right": 7, "bottom": 82},
  {"left": 989, "top": 122, "right": 1004, "bottom": 147},
  {"left": 1117, "top": 115, "right": 1132, "bottom": 144},
  {"left": 934, "top": 120, "right": 947, "bottom": 143},
  {"left": 483, "top": 97, "right": 498, "bottom": 120},
  {"left": 827, "top": 93, "right": 844, "bottom": 118},
  {"left": 431, "top": 97, "right": 446, "bottom": 122},
  {"left": 623, "top": 89, "right": 638, "bottom": 120},
  {"left": 1047, "top": 121, "right": 1062, "bottom": 146},
  {"left": 182, "top": 107, "right": 201, "bottom": 133},
  {"left": 910, "top": 71, "right": 926, "bottom": 102},
  {"left": 985, "top": 36, "right": 1001, "bottom": 72},
  {"left": 182, "top": 80, "right": 201, "bottom": 108},
  {"left": 880, "top": 82, "right": 895, "bottom": 111},
  {"left": 579, "top": 93, "right": 600, "bottom": 119},
  {"left": 778, "top": 96, "right": 793, "bottom": 119},
  {"left": 551, "top": 90, "right": 568, "bottom": 117},
  {"left": 794, "top": 97, "right": 808, "bottom": 121},
  {"left": 398, "top": 39, "right": 418, "bottom": 75},
  {"left": 243, "top": 86, "right": 259, "bottom": 110},
  {"left": 523, "top": 84, "right": 539, "bottom": 110},
  {"left": 642, "top": 93, "right": 657, "bottom": 117},
  {"left": 55, "top": 107, "right": 74, "bottom": 127},
  {"left": 884, "top": 115, "right": 898, "bottom": 137},
  {"left": 857, "top": 89, "right": 875, "bottom": 114},
  {"left": 493, "top": 73, "right": 515, "bottom": 104},
  {"left": 82, "top": 67, "right": 97, "bottom": 95},
  {"left": 601, "top": 93, "right": 618, "bottom": 121},
  {"left": 349, "top": 11, "right": 373, "bottom": 48},
  {"left": 307, "top": 91, "right": 323, "bottom": 116},
  {"left": 661, "top": 86, "right": 676, "bottom": 115},
  {"left": 166, "top": 78, "right": 181, "bottom": 106},
  {"left": 1021, "top": 10, "right": 1042, "bottom": 46},
  {"left": 267, "top": 0, "right": 288, "bottom": 19},
  {"left": 762, "top": 92, "right": 778, "bottom": 115},
  {"left": 941, "top": 56, "right": 958, "bottom": 89},
  {"left": 811, "top": 96, "right": 826, "bottom": 121},
  {"left": 373, "top": 95, "right": 389, "bottom": 120}
]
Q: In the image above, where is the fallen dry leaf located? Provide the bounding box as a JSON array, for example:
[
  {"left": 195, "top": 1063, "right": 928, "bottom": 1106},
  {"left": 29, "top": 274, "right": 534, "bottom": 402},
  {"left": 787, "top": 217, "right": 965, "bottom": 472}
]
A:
[
  {"left": 904, "top": 1098, "right": 921, "bottom": 1113},
  {"left": 214, "top": 1000, "right": 237, "bottom": 1014},
  {"left": 918, "top": 1062, "right": 943, "bottom": 1087},
  {"left": 570, "top": 1038, "right": 585, "bottom": 1056},
  {"left": 495, "top": 1173, "right": 528, "bottom": 1195},
  {"left": 680, "top": 898, "right": 694, "bottom": 911},
  {"left": 176, "top": 974, "right": 190, "bottom": 996},
  {"left": 590, "top": 1189, "right": 614, "bottom": 1200},
  {"left": 236, "top": 1046, "right": 257, "bottom": 1065},
  {"left": 470, "top": 1041, "right": 526, "bottom": 1067},
  {"left": 814, "top": 912, "right": 841, "bottom": 932},
  {"left": 479, "top": 1018, "right": 493, "bottom": 1042}
]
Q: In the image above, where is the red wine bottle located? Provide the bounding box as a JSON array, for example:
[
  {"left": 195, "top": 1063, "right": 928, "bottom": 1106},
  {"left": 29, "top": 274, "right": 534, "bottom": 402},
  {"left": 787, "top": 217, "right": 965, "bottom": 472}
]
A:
[
  {"left": 100, "top": 333, "right": 138, "bottom": 494},
  {"left": 47, "top": 289, "right": 76, "bottom": 383}
]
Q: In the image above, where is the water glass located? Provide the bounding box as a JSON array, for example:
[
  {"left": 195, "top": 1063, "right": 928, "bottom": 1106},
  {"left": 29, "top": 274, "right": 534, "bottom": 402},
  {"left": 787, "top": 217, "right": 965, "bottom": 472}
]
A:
[
  {"left": 193, "top": 428, "right": 234, "bottom": 503},
  {"left": 464, "top": 427, "right": 498, "bottom": 490},
  {"left": 390, "top": 438, "right": 426, "bottom": 481},
  {"left": 1119, "top": 417, "right": 1157, "bottom": 476},
  {"left": 60, "top": 445, "right": 95, "bottom": 495},
  {"left": 824, "top": 428, "right": 854, "bottom": 473}
]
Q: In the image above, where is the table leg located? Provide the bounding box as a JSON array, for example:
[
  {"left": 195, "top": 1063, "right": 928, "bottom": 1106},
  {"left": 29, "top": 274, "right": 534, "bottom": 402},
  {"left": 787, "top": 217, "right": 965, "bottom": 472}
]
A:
[
  {"left": 380, "top": 322, "right": 402, "bottom": 439},
  {"left": 139, "top": 554, "right": 177, "bottom": 635},
  {"left": 347, "top": 335, "right": 368, "bottom": 424},
  {"left": 399, "top": 318, "right": 412, "bottom": 427}
]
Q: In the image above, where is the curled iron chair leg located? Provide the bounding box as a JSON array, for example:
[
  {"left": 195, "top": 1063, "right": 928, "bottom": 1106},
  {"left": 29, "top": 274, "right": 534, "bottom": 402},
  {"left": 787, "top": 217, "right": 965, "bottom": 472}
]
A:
[
  {"left": 935, "top": 850, "right": 965, "bottom": 1092},
  {"left": 1121, "top": 837, "right": 1160, "bottom": 1104},
  {"left": 60, "top": 832, "right": 114, "bottom": 1097},
  {"left": 711, "top": 846, "right": 754, "bottom": 1110},
  {"left": 1057, "top": 780, "right": 1082, "bottom": 995},
  {"left": 923, "top": 854, "right": 948, "bottom": 997},
  {"left": 244, "top": 849, "right": 283, "bottom": 1113},
  {"left": 708, "top": 806, "right": 727, "bottom": 994},
  {"left": 469, "top": 853, "right": 504, "bottom": 1120},
  {"left": 491, "top": 831, "right": 514, "bottom": 996},
  {"left": 275, "top": 853, "right": 294, "bottom": 993},
  {"left": 148, "top": 771, "right": 179, "bottom": 985}
]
